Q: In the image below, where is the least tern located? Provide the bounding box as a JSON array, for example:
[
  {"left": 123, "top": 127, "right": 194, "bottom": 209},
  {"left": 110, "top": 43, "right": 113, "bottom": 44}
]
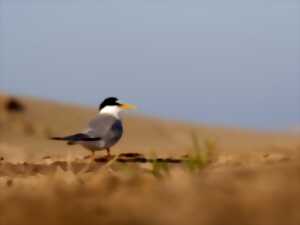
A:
[{"left": 51, "top": 97, "right": 136, "bottom": 158}]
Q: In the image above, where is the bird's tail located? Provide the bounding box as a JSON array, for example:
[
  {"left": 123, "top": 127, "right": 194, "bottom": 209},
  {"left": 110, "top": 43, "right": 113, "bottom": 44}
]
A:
[
  {"left": 50, "top": 133, "right": 101, "bottom": 145},
  {"left": 51, "top": 137, "right": 69, "bottom": 141}
]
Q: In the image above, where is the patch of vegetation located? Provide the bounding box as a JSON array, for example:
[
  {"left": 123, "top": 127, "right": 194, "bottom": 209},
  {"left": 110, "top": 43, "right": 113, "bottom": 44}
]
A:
[
  {"left": 150, "top": 154, "right": 170, "bottom": 178},
  {"left": 184, "top": 131, "right": 217, "bottom": 172}
]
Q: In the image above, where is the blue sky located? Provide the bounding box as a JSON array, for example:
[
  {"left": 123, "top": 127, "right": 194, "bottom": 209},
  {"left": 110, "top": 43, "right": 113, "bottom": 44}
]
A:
[{"left": 1, "top": 0, "right": 300, "bottom": 130}]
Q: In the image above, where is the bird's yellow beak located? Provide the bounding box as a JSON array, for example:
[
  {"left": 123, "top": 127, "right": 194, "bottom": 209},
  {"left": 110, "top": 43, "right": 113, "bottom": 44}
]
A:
[{"left": 120, "top": 103, "right": 136, "bottom": 110}]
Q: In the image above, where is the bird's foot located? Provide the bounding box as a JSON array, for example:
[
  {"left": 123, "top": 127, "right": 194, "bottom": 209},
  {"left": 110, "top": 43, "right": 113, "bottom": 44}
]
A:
[{"left": 101, "top": 153, "right": 115, "bottom": 162}]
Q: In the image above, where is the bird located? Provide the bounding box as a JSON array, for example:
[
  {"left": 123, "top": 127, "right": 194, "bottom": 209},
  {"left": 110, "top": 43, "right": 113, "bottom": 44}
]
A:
[{"left": 51, "top": 97, "right": 136, "bottom": 159}]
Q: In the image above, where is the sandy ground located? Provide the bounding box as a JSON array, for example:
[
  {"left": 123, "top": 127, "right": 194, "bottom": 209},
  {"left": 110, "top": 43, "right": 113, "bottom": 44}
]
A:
[{"left": 0, "top": 93, "right": 300, "bottom": 225}]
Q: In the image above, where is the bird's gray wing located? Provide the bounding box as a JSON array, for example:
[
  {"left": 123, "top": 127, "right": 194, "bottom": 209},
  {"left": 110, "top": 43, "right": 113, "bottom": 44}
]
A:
[{"left": 85, "top": 114, "right": 120, "bottom": 139}]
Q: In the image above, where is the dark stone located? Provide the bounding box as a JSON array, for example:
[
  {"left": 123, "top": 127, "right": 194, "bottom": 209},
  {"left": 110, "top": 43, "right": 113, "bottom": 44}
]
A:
[{"left": 5, "top": 97, "right": 25, "bottom": 113}]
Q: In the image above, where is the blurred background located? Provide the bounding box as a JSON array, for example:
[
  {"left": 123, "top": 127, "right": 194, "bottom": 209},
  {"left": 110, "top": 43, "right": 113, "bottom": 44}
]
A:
[
  {"left": 1, "top": 0, "right": 300, "bottom": 130},
  {"left": 1, "top": 3, "right": 300, "bottom": 225}
]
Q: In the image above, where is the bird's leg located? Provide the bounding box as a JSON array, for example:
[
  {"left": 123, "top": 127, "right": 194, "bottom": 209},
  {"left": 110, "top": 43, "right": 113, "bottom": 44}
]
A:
[
  {"left": 79, "top": 151, "right": 95, "bottom": 174},
  {"left": 106, "top": 148, "right": 111, "bottom": 158},
  {"left": 83, "top": 152, "right": 94, "bottom": 160},
  {"left": 84, "top": 151, "right": 96, "bottom": 160}
]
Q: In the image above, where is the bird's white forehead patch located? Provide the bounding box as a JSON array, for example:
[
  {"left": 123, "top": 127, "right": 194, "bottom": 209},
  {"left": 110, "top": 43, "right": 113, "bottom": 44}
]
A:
[{"left": 99, "top": 105, "right": 122, "bottom": 118}]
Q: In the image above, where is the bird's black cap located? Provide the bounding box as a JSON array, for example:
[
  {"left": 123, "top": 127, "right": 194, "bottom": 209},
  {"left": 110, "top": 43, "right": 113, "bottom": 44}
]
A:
[{"left": 99, "top": 97, "right": 120, "bottom": 110}]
